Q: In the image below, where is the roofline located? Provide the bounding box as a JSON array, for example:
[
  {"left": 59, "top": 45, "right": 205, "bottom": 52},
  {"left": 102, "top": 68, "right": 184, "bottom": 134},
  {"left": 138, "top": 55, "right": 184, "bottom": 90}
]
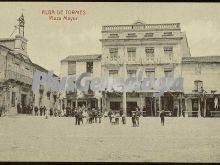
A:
[
  {"left": 0, "top": 38, "right": 15, "bottom": 42},
  {"left": 0, "top": 44, "right": 12, "bottom": 51},
  {"left": 33, "top": 63, "right": 58, "bottom": 77},
  {"left": 182, "top": 56, "right": 220, "bottom": 63},
  {"left": 61, "top": 54, "right": 102, "bottom": 62}
]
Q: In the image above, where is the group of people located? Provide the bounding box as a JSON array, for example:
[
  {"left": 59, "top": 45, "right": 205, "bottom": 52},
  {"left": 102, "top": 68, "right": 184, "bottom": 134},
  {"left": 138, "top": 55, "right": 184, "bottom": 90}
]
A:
[
  {"left": 108, "top": 110, "right": 126, "bottom": 125},
  {"left": 16, "top": 102, "right": 166, "bottom": 126},
  {"left": 17, "top": 103, "right": 33, "bottom": 114},
  {"left": 74, "top": 106, "right": 102, "bottom": 125}
]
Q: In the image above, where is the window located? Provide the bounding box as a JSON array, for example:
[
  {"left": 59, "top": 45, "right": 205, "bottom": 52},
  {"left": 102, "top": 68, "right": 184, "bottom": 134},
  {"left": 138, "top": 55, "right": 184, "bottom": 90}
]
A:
[
  {"left": 194, "top": 80, "right": 203, "bottom": 92},
  {"left": 47, "top": 91, "right": 51, "bottom": 100},
  {"left": 86, "top": 62, "right": 93, "bottom": 73},
  {"left": 145, "top": 47, "right": 154, "bottom": 59},
  {"left": 164, "top": 46, "right": 173, "bottom": 60},
  {"left": 68, "top": 61, "right": 76, "bottom": 75},
  {"left": 11, "top": 92, "right": 15, "bottom": 107},
  {"left": 163, "top": 32, "right": 173, "bottom": 36},
  {"left": 127, "top": 70, "right": 136, "bottom": 78},
  {"left": 127, "top": 33, "right": 137, "bottom": 37},
  {"left": 109, "top": 70, "right": 118, "bottom": 80},
  {"left": 145, "top": 71, "right": 155, "bottom": 78},
  {"left": 164, "top": 70, "right": 174, "bottom": 78},
  {"left": 109, "top": 33, "right": 119, "bottom": 38},
  {"left": 127, "top": 47, "right": 136, "bottom": 61},
  {"left": 110, "top": 102, "right": 120, "bottom": 111},
  {"left": 144, "top": 33, "right": 154, "bottom": 37},
  {"left": 109, "top": 48, "right": 118, "bottom": 61}
]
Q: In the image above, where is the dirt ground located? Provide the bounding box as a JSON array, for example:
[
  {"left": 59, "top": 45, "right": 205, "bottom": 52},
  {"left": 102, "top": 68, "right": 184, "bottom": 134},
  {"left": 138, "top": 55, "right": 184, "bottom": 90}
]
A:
[{"left": 0, "top": 115, "right": 219, "bottom": 162}]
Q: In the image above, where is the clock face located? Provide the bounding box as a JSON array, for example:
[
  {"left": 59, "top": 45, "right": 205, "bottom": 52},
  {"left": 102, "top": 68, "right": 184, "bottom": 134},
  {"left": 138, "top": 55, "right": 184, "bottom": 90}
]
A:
[{"left": 21, "top": 42, "right": 25, "bottom": 50}]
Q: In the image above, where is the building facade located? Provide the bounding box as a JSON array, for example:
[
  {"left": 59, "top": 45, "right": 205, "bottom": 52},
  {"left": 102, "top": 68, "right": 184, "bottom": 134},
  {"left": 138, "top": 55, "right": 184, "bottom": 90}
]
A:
[
  {"left": 182, "top": 56, "right": 220, "bottom": 117},
  {"left": 0, "top": 13, "right": 59, "bottom": 115},
  {"left": 60, "top": 55, "right": 102, "bottom": 111},
  {"left": 100, "top": 20, "right": 191, "bottom": 117},
  {"left": 61, "top": 20, "right": 220, "bottom": 117}
]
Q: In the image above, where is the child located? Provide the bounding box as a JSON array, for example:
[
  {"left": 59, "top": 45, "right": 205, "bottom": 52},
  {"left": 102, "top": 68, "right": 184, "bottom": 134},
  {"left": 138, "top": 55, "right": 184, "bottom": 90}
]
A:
[
  {"left": 111, "top": 113, "right": 116, "bottom": 125},
  {"left": 131, "top": 112, "right": 136, "bottom": 127}
]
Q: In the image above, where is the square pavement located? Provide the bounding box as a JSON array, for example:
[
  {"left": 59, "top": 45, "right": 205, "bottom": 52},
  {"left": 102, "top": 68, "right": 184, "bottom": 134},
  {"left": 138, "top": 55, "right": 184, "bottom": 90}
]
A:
[{"left": 0, "top": 116, "right": 220, "bottom": 162}]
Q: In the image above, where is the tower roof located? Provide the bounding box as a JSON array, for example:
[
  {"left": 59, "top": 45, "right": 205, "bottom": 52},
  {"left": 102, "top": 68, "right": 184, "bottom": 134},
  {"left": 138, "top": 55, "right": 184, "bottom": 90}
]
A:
[{"left": 132, "top": 19, "right": 146, "bottom": 25}]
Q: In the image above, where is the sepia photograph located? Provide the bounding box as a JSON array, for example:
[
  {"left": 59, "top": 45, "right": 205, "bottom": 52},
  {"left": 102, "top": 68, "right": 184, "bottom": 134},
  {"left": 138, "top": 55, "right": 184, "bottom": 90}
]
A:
[{"left": 0, "top": 1, "right": 220, "bottom": 163}]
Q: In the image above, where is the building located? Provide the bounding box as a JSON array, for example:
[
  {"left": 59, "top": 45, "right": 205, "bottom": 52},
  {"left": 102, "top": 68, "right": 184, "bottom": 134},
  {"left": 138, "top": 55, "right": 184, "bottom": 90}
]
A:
[
  {"left": 61, "top": 20, "right": 220, "bottom": 117},
  {"left": 100, "top": 20, "right": 191, "bottom": 117},
  {"left": 0, "top": 13, "right": 34, "bottom": 115},
  {"left": 182, "top": 56, "right": 220, "bottom": 117},
  {"left": 0, "top": 13, "right": 59, "bottom": 115},
  {"left": 32, "top": 63, "right": 60, "bottom": 113},
  {"left": 60, "top": 54, "right": 102, "bottom": 110}
]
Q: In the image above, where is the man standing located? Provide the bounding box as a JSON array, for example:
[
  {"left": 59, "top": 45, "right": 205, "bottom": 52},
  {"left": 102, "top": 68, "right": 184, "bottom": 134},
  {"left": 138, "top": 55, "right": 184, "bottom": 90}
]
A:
[
  {"left": 135, "top": 107, "right": 141, "bottom": 126},
  {"left": 40, "top": 106, "right": 43, "bottom": 116},
  {"left": 160, "top": 110, "right": 165, "bottom": 126},
  {"left": 75, "top": 108, "right": 79, "bottom": 125},
  {"left": 108, "top": 110, "right": 113, "bottom": 124},
  {"left": 17, "top": 103, "right": 21, "bottom": 114},
  {"left": 34, "top": 106, "right": 38, "bottom": 116},
  {"left": 43, "top": 106, "right": 46, "bottom": 116}
]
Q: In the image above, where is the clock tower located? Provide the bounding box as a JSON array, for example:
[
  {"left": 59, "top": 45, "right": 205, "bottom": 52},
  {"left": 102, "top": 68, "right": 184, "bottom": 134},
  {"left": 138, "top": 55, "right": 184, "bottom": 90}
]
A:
[{"left": 14, "top": 12, "right": 28, "bottom": 56}]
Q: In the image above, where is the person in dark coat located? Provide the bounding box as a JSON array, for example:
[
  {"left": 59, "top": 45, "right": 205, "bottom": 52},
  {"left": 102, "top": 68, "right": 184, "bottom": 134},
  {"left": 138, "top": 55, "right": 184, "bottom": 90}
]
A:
[
  {"left": 40, "top": 106, "right": 43, "bottom": 116},
  {"left": 50, "top": 108, "right": 53, "bottom": 116},
  {"left": 135, "top": 108, "right": 141, "bottom": 126},
  {"left": 131, "top": 112, "right": 136, "bottom": 127},
  {"left": 108, "top": 110, "right": 113, "bottom": 123},
  {"left": 160, "top": 110, "right": 165, "bottom": 126},
  {"left": 43, "top": 106, "right": 46, "bottom": 116},
  {"left": 79, "top": 109, "right": 83, "bottom": 125},
  {"left": 34, "top": 106, "right": 38, "bottom": 116},
  {"left": 17, "top": 103, "right": 21, "bottom": 114},
  {"left": 74, "top": 108, "right": 78, "bottom": 125},
  {"left": 27, "top": 104, "right": 31, "bottom": 114}
]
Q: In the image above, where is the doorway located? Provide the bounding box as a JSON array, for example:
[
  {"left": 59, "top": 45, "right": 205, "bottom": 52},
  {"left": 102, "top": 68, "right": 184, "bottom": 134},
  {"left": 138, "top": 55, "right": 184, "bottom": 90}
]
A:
[
  {"left": 191, "top": 98, "right": 198, "bottom": 117},
  {"left": 21, "top": 94, "right": 27, "bottom": 107},
  {"left": 145, "top": 97, "right": 155, "bottom": 116},
  {"left": 127, "top": 102, "right": 137, "bottom": 117}
]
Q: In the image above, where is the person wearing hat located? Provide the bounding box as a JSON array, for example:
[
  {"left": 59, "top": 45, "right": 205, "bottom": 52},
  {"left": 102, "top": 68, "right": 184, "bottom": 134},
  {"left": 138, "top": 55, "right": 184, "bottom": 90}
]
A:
[{"left": 131, "top": 112, "right": 136, "bottom": 127}]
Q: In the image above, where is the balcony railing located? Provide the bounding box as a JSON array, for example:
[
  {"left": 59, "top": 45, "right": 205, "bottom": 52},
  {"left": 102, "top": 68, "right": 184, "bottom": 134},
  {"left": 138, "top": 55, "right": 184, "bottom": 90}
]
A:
[
  {"left": 6, "top": 70, "right": 33, "bottom": 85},
  {"left": 102, "top": 23, "right": 180, "bottom": 31}
]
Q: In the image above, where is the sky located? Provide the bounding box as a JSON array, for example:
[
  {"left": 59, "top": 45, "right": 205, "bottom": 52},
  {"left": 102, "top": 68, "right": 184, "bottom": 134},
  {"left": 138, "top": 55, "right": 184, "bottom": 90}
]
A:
[{"left": 0, "top": 2, "right": 220, "bottom": 75}]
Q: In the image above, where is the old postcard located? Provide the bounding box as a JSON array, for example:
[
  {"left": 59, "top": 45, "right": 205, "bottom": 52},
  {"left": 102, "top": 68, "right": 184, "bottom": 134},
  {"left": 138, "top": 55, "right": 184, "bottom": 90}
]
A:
[{"left": 0, "top": 2, "right": 219, "bottom": 163}]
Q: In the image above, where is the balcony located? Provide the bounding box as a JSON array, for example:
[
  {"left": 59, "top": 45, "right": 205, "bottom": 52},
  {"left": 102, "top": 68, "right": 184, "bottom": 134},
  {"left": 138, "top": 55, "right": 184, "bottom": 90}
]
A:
[
  {"left": 102, "top": 23, "right": 180, "bottom": 32},
  {"left": 6, "top": 70, "right": 33, "bottom": 85}
]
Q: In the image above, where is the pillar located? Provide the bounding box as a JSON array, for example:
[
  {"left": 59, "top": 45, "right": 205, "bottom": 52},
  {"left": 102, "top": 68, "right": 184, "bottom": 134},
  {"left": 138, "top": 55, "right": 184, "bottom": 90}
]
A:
[
  {"left": 158, "top": 96, "right": 161, "bottom": 116},
  {"left": 198, "top": 99, "right": 201, "bottom": 117},
  {"left": 122, "top": 48, "right": 127, "bottom": 116},
  {"left": 180, "top": 94, "right": 183, "bottom": 117},
  {"left": 123, "top": 86, "right": 127, "bottom": 116},
  {"left": 204, "top": 98, "right": 206, "bottom": 117},
  {"left": 177, "top": 99, "right": 180, "bottom": 117},
  {"left": 98, "top": 98, "right": 101, "bottom": 109},
  {"left": 140, "top": 93, "right": 143, "bottom": 111},
  {"left": 185, "top": 98, "right": 188, "bottom": 117}
]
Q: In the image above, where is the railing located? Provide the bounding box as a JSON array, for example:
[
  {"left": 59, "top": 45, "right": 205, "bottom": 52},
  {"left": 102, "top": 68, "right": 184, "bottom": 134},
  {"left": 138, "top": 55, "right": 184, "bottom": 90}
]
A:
[
  {"left": 102, "top": 23, "right": 180, "bottom": 31},
  {"left": 6, "top": 70, "right": 33, "bottom": 85}
]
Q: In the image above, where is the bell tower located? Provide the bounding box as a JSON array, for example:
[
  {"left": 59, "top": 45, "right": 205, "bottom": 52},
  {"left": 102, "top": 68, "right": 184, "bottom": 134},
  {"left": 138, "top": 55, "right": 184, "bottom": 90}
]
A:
[
  {"left": 18, "top": 11, "right": 25, "bottom": 37},
  {"left": 14, "top": 11, "right": 28, "bottom": 56}
]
